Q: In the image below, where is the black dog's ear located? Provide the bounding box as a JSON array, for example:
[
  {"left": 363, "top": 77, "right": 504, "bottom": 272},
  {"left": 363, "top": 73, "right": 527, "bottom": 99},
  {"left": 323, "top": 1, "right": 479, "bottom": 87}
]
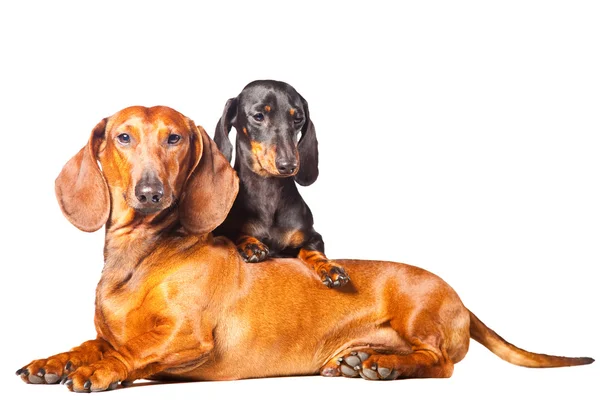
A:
[
  {"left": 295, "top": 95, "right": 319, "bottom": 186},
  {"left": 213, "top": 97, "right": 238, "bottom": 162}
]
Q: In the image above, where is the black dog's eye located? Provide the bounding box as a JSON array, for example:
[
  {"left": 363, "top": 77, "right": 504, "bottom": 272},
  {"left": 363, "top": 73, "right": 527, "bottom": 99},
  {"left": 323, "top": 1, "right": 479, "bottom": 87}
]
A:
[
  {"left": 117, "top": 133, "right": 131, "bottom": 144},
  {"left": 253, "top": 113, "right": 264, "bottom": 122},
  {"left": 293, "top": 116, "right": 304, "bottom": 124},
  {"left": 168, "top": 134, "right": 182, "bottom": 145}
]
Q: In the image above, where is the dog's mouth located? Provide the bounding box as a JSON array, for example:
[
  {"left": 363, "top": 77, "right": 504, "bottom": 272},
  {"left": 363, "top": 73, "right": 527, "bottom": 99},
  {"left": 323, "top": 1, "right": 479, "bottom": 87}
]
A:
[
  {"left": 134, "top": 203, "right": 170, "bottom": 215},
  {"left": 271, "top": 170, "right": 297, "bottom": 178},
  {"left": 254, "top": 158, "right": 298, "bottom": 178},
  {"left": 250, "top": 142, "right": 299, "bottom": 178}
]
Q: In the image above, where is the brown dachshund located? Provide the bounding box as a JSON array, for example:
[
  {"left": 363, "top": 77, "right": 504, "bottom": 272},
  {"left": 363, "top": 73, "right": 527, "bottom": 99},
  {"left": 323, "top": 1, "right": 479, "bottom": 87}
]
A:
[{"left": 16, "top": 106, "right": 593, "bottom": 392}]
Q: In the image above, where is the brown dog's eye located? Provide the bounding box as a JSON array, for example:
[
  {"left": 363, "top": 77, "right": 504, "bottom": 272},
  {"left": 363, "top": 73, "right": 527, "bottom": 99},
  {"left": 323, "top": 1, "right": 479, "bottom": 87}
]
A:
[
  {"left": 117, "top": 133, "right": 131, "bottom": 144},
  {"left": 168, "top": 134, "right": 181, "bottom": 145},
  {"left": 253, "top": 113, "right": 264, "bottom": 122}
]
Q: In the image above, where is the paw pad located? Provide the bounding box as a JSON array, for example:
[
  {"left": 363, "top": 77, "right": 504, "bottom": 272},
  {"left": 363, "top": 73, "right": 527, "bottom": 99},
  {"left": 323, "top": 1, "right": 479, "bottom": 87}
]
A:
[{"left": 337, "top": 351, "right": 398, "bottom": 380}]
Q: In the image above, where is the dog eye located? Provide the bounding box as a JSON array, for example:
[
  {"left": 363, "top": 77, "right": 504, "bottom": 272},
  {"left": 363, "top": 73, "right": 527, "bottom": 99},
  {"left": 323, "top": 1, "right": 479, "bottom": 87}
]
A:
[
  {"left": 168, "top": 134, "right": 182, "bottom": 145},
  {"left": 293, "top": 116, "right": 304, "bottom": 124},
  {"left": 116, "top": 133, "right": 131, "bottom": 144},
  {"left": 253, "top": 113, "right": 264, "bottom": 122}
]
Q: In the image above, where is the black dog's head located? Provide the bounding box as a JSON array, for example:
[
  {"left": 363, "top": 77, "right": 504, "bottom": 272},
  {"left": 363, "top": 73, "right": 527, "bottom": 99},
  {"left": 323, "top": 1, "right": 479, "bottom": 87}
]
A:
[{"left": 214, "top": 80, "right": 318, "bottom": 186}]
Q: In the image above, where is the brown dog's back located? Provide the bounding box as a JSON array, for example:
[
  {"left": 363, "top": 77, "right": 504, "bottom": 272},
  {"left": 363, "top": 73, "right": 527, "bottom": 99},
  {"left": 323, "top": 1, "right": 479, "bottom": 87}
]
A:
[{"left": 178, "top": 255, "right": 592, "bottom": 380}]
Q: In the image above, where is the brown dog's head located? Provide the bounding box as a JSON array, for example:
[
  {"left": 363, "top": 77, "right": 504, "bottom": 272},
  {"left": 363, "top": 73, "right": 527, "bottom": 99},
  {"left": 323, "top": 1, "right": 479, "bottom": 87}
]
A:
[
  {"left": 214, "top": 80, "right": 319, "bottom": 186},
  {"left": 55, "top": 106, "right": 238, "bottom": 235}
]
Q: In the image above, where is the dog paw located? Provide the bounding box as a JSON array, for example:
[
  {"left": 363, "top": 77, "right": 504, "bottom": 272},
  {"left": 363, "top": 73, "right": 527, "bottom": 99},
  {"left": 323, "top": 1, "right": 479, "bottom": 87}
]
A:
[
  {"left": 319, "top": 263, "right": 350, "bottom": 288},
  {"left": 237, "top": 240, "right": 269, "bottom": 263},
  {"left": 63, "top": 358, "right": 126, "bottom": 392},
  {"left": 333, "top": 351, "right": 399, "bottom": 380},
  {"left": 16, "top": 352, "right": 79, "bottom": 385}
]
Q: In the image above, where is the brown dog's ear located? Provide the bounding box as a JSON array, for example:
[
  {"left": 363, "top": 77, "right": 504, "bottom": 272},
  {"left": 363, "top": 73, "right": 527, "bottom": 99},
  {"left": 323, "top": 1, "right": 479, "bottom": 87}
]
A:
[
  {"left": 180, "top": 125, "right": 239, "bottom": 236},
  {"left": 295, "top": 95, "right": 319, "bottom": 186},
  {"left": 55, "top": 119, "right": 110, "bottom": 232},
  {"left": 213, "top": 97, "right": 238, "bottom": 162}
]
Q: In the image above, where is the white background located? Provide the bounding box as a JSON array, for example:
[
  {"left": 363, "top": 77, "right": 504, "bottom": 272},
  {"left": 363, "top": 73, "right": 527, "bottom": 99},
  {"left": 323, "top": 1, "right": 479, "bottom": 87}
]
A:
[{"left": 0, "top": 1, "right": 598, "bottom": 399}]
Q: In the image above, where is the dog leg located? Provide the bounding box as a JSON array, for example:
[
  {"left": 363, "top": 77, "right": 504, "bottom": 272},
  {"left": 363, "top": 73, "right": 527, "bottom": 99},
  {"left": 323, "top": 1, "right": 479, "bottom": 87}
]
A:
[
  {"left": 298, "top": 248, "right": 350, "bottom": 288},
  {"left": 298, "top": 231, "right": 350, "bottom": 288},
  {"left": 16, "top": 338, "right": 112, "bottom": 385},
  {"left": 62, "top": 316, "right": 215, "bottom": 392},
  {"left": 236, "top": 235, "right": 270, "bottom": 262},
  {"left": 322, "top": 347, "right": 453, "bottom": 380}
]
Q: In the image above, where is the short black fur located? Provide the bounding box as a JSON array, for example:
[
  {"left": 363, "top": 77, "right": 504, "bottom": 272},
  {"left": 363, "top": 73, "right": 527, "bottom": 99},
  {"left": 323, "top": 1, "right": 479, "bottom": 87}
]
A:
[{"left": 213, "top": 80, "right": 349, "bottom": 287}]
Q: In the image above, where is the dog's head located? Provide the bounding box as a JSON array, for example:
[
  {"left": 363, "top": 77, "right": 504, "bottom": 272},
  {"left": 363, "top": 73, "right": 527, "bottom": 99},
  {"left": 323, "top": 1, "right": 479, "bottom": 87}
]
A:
[
  {"left": 214, "top": 80, "right": 318, "bottom": 186},
  {"left": 55, "top": 106, "right": 238, "bottom": 235}
]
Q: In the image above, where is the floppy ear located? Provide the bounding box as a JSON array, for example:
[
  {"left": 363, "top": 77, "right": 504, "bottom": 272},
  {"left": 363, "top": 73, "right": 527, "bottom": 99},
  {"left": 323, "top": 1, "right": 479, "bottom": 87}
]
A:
[
  {"left": 180, "top": 124, "right": 239, "bottom": 236},
  {"left": 213, "top": 97, "right": 238, "bottom": 162},
  {"left": 55, "top": 119, "right": 110, "bottom": 232},
  {"left": 295, "top": 96, "right": 319, "bottom": 186}
]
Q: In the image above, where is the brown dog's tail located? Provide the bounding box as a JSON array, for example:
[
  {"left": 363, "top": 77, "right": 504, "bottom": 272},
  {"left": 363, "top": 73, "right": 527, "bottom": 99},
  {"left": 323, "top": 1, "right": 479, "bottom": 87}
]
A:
[{"left": 469, "top": 311, "right": 594, "bottom": 367}]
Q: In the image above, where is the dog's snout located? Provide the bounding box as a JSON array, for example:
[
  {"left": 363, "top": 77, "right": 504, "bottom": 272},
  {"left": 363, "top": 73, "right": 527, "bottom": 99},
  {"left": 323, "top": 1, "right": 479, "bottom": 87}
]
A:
[
  {"left": 275, "top": 159, "right": 298, "bottom": 175},
  {"left": 135, "top": 178, "right": 164, "bottom": 205}
]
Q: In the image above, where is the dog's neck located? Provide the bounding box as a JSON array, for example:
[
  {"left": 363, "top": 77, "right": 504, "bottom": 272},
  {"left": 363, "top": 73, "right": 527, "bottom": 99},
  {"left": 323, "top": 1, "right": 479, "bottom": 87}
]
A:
[
  {"left": 96, "top": 188, "right": 212, "bottom": 313},
  {"left": 102, "top": 189, "right": 185, "bottom": 270}
]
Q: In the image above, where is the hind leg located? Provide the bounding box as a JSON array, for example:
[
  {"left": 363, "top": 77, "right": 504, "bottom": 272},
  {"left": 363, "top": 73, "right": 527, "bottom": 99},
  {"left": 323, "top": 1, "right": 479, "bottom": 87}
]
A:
[{"left": 321, "top": 346, "right": 453, "bottom": 380}]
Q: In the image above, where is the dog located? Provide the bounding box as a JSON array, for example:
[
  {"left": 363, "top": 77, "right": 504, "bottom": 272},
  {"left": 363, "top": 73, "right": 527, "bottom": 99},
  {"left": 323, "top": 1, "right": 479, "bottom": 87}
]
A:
[
  {"left": 16, "top": 106, "right": 593, "bottom": 392},
  {"left": 213, "top": 80, "right": 350, "bottom": 288}
]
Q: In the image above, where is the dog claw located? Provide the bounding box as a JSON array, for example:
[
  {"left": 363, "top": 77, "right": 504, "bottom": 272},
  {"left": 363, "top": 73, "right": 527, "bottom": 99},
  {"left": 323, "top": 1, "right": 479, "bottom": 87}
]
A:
[
  {"left": 320, "top": 265, "right": 350, "bottom": 288},
  {"left": 15, "top": 368, "right": 26, "bottom": 376},
  {"left": 60, "top": 376, "right": 69, "bottom": 385},
  {"left": 108, "top": 382, "right": 118, "bottom": 391},
  {"left": 238, "top": 241, "right": 269, "bottom": 263},
  {"left": 84, "top": 380, "right": 92, "bottom": 390},
  {"left": 65, "top": 361, "right": 72, "bottom": 371},
  {"left": 121, "top": 380, "right": 134, "bottom": 387},
  {"left": 337, "top": 274, "right": 350, "bottom": 286}
]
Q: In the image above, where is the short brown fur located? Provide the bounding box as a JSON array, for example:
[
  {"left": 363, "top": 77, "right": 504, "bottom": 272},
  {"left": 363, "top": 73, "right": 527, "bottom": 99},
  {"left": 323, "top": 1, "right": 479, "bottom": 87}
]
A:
[{"left": 16, "top": 106, "right": 593, "bottom": 392}]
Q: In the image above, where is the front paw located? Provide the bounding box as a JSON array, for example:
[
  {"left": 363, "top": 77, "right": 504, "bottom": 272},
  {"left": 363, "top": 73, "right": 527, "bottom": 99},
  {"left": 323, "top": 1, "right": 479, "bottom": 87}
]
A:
[
  {"left": 63, "top": 357, "right": 127, "bottom": 393},
  {"left": 319, "top": 263, "right": 350, "bottom": 288},
  {"left": 236, "top": 237, "right": 270, "bottom": 263},
  {"left": 16, "top": 352, "right": 81, "bottom": 385}
]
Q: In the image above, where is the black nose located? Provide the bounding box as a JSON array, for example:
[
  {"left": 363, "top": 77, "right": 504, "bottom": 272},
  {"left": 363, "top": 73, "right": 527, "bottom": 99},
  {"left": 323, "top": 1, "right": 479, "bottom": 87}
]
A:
[
  {"left": 135, "top": 180, "right": 164, "bottom": 204},
  {"left": 275, "top": 159, "right": 298, "bottom": 175}
]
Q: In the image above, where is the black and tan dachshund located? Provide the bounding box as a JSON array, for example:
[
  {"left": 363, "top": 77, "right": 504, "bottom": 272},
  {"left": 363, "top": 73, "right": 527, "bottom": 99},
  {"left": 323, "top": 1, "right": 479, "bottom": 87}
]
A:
[{"left": 214, "top": 80, "right": 349, "bottom": 288}]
